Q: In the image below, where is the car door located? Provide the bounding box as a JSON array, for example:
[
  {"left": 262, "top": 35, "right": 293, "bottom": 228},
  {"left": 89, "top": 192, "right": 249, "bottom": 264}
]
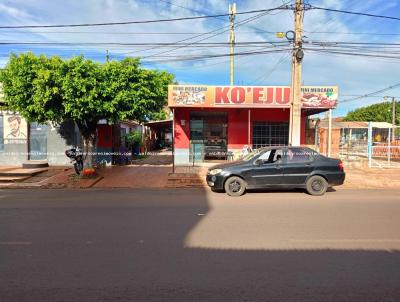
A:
[
  {"left": 283, "top": 147, "right": 315, "bottom": 185},
  {"left": 249, "top": 149, "right": 284, "bottom": 187}
]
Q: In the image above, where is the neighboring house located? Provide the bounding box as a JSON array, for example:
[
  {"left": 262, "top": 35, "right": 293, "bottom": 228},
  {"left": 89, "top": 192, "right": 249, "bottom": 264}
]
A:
[
  {"left": 1, "top": 81, "right": 145, "bottom": 166},
  {"left": 0, "top": 110, "right": 82, "bottom": 166},
  {"left": 97, "top": 120, "right": 143, "bottom": 165},
  {"left": 0, "top": 110, "right": 143, "bottom": 166},
  {"left": 314, "top": 118, "right": 396, "bottom": 156},
  {"left": 144, "top": 119, "right": 172, "bottom": 151}
]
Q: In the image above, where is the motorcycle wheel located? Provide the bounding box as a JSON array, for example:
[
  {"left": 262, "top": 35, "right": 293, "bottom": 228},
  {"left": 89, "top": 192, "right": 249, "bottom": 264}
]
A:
[{"left": 74, "top": 161, "right": 83, "bottom": 175}]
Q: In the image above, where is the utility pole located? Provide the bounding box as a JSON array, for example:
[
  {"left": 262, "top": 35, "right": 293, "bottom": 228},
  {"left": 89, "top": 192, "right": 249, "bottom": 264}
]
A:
[
  {"left": 288, "top": 0, "right": 304, "bottom": 146},
  {"left": 392, "top": 96, "right": 396, "bottom": 142},
  {"left": 229, "top": 3, "right": 236, "bottom": 86},
  {"left": 106, "top": 50, "right": 110, "bottom": 63}
]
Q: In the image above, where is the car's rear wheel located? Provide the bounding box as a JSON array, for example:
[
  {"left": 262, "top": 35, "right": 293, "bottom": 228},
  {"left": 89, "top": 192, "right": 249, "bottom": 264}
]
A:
[
  {"left": 306, "top": 175, "right": 328, "bottom": 196},
  {"left": 224, "top": 176, "right": 246, "bottom": 196}
]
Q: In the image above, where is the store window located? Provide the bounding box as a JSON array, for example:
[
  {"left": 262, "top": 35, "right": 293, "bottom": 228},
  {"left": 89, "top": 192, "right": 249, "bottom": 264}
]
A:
[
  {"left": 190, "top": 112, "right": 227, "bottom": 161},
  {"left": 252, "top": 122, "right": 288, "bottom": 149}
]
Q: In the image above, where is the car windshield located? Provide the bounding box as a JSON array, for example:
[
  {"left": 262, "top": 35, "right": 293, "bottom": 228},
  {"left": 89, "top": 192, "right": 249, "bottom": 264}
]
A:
[{"left": 242, "top": 148, "right": 265, "bottom": 161}]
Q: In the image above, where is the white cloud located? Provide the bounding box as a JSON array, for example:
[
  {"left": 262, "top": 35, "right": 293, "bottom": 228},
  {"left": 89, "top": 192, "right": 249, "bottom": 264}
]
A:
[{"left": 0, "top": 3, "right": 32, "bottom": 19}]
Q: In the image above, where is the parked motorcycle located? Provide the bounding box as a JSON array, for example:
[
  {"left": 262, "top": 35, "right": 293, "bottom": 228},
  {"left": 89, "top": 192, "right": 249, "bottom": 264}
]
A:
[{"left": 65, "top": 148, "right": 84, "bottom": 175}]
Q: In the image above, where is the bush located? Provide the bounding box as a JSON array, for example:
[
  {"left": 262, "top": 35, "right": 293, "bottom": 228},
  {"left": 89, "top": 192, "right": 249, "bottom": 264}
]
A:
[{"left": 125, "top": 131, "right": 142, "bottom": 147}]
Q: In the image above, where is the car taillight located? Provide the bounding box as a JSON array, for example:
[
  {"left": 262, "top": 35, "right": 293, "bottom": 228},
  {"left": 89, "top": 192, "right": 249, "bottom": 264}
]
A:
[{"left": 338, "top": 161, "right": 344, "bottom": 170}]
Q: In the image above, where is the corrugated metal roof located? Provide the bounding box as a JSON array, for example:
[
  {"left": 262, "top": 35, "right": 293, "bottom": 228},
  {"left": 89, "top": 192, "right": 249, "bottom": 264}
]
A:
[
  {"left": 370, "top": 122, "right": 394, "bottom": 128},
  {"left": 318, "top": 120, "right": 395, "bottom": 129}
]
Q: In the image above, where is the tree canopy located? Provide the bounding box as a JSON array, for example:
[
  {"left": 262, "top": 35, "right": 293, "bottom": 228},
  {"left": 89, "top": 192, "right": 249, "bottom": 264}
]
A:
[
  {"left": 343, "top": 101, "right": 399, "bottom": 125},
  {"left": 0, "top": 53, "right": 174, "bottom": 134},
  {"left": 0, "top": 52, "right": 174, "bottom": 165}
]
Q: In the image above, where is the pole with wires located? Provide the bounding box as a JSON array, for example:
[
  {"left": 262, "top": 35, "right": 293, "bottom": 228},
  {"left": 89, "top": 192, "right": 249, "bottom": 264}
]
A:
[
  {"left": 392, "top": 96, "right": 396, "bottom": 142},
  {"left": 229, "top": 3, "right": 236, "bottom": 86},
  {"left": 289, "top": 0, "right": 304, "bottom": 146}
]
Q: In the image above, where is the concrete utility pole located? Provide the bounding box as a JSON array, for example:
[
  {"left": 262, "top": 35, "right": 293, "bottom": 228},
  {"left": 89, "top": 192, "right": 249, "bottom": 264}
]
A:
[
  {"left": 288, "top": 0, "right": 304, "bottom": 146},
  {"left": 229, "top": 3, "right": 236, "bottom": 86},
  {"left": 106, "top": 50, "right": 110, "bottom": 63},
  {"left": 392, "top": 96, "right": 396, "bottom": 142},
  {"left": 328, "top": 108, "right": 332, "bottom": 157}
]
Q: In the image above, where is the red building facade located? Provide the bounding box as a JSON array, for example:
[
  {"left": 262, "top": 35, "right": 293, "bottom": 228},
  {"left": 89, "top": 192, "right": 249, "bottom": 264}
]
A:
[{"left": 169, "top": 85, "right": 338, "bottom": 164}]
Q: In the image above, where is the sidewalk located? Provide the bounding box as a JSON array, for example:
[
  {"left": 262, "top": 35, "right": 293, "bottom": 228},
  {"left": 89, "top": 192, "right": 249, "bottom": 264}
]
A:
[
  {"left": 1, "top": 156, "right": 399, "bottom": 190},
  {"left": 94, "top": 165, "right": 171, "bottom": 188},
  {"left": 342, "top": 167, "right": 400, "bottom": 189},
  {"left": 93, "top": 150, "right": 172, "bottom": 188}
]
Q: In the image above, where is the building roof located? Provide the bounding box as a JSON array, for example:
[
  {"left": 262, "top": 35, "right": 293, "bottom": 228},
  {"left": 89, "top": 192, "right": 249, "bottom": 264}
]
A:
[
  {"left": 144, "top": 119, "right": 172, "bottom": 129},
  {"left": 319, "top": 119, "right": 394, "bottom": 129},
  {"left": 370, "top": 122, "right": 395, "bottom": 128},
  {"left": 144, "top": 119, "right": 172, "bottom": 126}
]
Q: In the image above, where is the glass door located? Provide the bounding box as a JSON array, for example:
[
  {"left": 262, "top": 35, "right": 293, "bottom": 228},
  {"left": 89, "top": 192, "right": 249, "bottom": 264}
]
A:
[
  {"left": 29, "top": 122, "right": 48, "bottom": 160},
  {"left": 190, "top": 112, "right": 228, "bottom": 161}
]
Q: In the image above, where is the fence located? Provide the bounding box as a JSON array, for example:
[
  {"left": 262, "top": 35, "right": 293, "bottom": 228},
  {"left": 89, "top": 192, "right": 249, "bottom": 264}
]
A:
[
  {"left": 319, "top": 123, "right": 400, "bottom": 168},
  {"left": 368, "top": 124, "right": 400, "bottom": 168},
  {"left": 339, "top": 127, "right": 369, "bottom": 161}
]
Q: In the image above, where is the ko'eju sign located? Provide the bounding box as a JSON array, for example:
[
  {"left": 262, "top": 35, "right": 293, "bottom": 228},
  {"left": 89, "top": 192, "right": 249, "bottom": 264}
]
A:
[{"left": 168, "top": 85, "right": 338, "bottom": 109}]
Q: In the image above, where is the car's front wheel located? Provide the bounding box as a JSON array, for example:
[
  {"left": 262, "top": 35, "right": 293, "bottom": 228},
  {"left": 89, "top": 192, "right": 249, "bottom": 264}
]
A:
[
  {"left": 224, "top": 176, "right": 246, "bottom": 197},
  {"left": 306, "top": 175, "right": 328, "bottom": 196}
]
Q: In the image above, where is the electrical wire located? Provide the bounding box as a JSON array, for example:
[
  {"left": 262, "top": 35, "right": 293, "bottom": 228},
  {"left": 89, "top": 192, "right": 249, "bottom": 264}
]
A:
[
  {"left": 157, "top": 0, "right": 293, "bottom": 37},
  {"left": 0, "top": 6, "right": 289, "bottom": 29},
  {"left": 141, "top": 47, "right": 291, "bottom": 64},
  {"left": 340, "top": 82, "right": 400, "bottom": 103},
  {"left": 136, "top": 11, "right": 279, "bottom": 59},
  {"left": 121, "top": 10, "right": 274, "bottom": 56},
  {"left": 249, "top": 52, "right": 291, "bottom": 84},
  {"left": 304, "top": 30, "right": 400, "bottom": 36},
  {"left": 0, "top": 41, "right": 291, "bottom": 46},
  {"left": 310, "top": 5, "right": 400, "bottom": 22}
]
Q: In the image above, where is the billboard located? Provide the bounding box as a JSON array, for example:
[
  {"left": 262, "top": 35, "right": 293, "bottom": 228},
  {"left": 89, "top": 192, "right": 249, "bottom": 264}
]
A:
[{"left": 168, "top": 85, "right": 338, "bottom": 109}]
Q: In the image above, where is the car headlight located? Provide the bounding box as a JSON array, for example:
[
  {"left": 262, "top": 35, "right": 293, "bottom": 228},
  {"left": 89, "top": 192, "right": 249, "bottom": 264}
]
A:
[{"left": 209, "top": 169, "right": 222, "bottom": 175}]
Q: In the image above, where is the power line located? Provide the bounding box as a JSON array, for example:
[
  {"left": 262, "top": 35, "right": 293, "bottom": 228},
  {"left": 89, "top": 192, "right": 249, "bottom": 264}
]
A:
[
  {"left": 304, "top": 41, "right": 400, "bottom": 46},
  {"left": 0, "top": 41, "right": 291, "bottom": 46},
  {"left": 342, "top": 94, "right": 400, "bottom": 98},
  {"left": 310, "top": 5, "right": 400, "bottom": 22},
  {"left": 249, "top": 52, "right": 291, "bottom": 84},
  {"left": 141, "top": 48, "right": 291, "bottom": 64},
  {"left": 0, "top": 30, "right": 280, "bottom": 35},
  {"left": 137, "top": 11, "right": 276, "bottom": 59},
  {"left": 340, "top": 82, "right": 400, "bottom": 103},
  {"left": 157, "top": 0, "right": 292, "bottom": 37},
  {"left": 307, "top": 48, "right": 400, "bottom": 58},
  {"left": 304, "top": 30, "right": 400, "bottom": 36},
  {"left": 121, "top": 10, "right": 273, "bottom": 56},
  {"left": 0, "top": 6, "right": 289, "bottom": 29},
  {"left": 304, "top": 48, "right": 400, "bottom": 60}
]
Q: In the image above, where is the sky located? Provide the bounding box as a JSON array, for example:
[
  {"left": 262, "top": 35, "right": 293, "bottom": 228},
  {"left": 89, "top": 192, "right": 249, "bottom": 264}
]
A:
[{"left": 0, "top": 0, "right": 400, "bottom": 117}]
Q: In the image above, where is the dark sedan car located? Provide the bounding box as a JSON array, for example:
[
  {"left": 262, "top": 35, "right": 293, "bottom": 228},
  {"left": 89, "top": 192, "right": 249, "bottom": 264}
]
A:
[{"left": 206, "top": 146, "right": 345, "bottom": 196}]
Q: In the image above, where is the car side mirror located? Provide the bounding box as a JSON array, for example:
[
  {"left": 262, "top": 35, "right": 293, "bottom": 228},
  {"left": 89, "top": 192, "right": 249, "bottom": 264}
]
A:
[{"left": 254, "top": 159, "right": 262, "bottom": 166}]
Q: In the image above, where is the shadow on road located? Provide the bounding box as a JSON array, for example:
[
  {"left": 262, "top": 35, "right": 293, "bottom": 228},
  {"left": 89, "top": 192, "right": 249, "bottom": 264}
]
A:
[{"left": 0, "top": 188, "right": 399, "bottom": 301}]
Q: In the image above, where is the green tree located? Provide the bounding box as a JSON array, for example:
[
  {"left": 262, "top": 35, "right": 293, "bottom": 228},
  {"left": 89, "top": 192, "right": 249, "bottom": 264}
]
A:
[
  {"left": 343, "top": 101, "right": 400, "bottom": 125},
  {"left": 0, "top": 53, "right": 174, "bottom": 166}
]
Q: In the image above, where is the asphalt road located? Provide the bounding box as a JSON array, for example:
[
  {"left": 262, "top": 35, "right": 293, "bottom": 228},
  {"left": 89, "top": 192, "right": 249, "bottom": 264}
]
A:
[{"left": 1, "top": 188, "right": 400, "bottom": 302}]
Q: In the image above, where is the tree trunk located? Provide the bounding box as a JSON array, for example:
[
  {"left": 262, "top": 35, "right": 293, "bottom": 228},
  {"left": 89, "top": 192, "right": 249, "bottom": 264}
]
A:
[
  {"left": 77, "top": 120, "right": 98, "bottom": 168},
  {"left": 83, "top": 136, "right": 96, "bottom": 168}
]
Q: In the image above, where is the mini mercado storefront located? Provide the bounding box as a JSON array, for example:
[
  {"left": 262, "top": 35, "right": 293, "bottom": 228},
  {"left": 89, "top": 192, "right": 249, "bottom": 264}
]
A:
[{"left": 168, "top": 85, "right": 338, "bottom": 165}]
